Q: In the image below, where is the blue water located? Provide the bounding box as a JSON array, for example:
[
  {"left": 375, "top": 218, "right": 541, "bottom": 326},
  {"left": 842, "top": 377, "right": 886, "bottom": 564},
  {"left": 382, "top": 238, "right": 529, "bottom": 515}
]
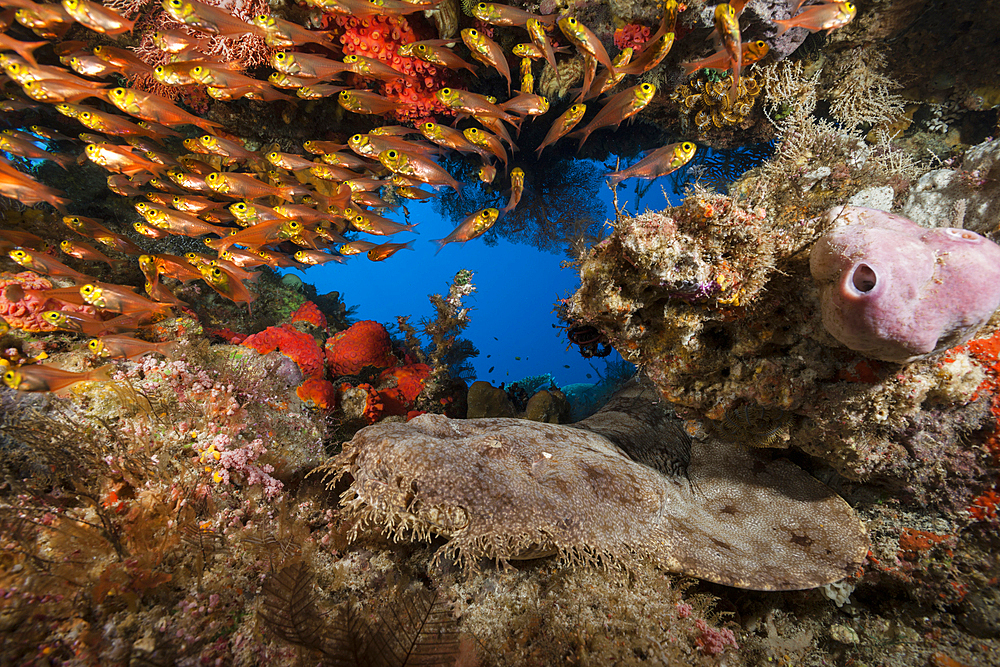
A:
[{"left": 283, "top": 145, "right": 767, "bottom": 387}]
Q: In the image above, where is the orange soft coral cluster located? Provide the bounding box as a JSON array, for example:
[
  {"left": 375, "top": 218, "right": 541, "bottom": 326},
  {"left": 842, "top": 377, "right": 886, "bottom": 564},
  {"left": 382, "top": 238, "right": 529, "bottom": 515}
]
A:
[
  {"left": 333, "top": 15, "right": 450, "bottom": 123},
  {"left": 0, "top": 271, "right": 95, "bottom": 332},
  {"left": 242, "top": 323, "right": 325, "bottom": 379},
  {"left": 325, "top": 320, "right": 397, "bottom": 376},
  {"left": 290, "top": 300, "right": 328, "bottom": 330}
]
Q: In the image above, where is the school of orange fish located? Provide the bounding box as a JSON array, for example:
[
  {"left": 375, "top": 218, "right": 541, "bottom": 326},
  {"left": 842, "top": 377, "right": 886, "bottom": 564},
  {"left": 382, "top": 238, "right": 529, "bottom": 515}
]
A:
[{"left": 0, "top": 0, "right": 855, "bottom": 391}]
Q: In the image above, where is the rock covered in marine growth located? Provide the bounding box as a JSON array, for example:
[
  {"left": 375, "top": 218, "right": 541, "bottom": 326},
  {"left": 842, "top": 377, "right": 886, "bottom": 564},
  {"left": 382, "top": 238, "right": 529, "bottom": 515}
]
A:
[
  {"left": 321, "top": 378, "right": 868, "bottom": 591},
  {"left": 810, "top": 206, "right": 1000, "bottom": 363},
  {"left": 569, "top": 194, "right": 786, "bottom": 373}
]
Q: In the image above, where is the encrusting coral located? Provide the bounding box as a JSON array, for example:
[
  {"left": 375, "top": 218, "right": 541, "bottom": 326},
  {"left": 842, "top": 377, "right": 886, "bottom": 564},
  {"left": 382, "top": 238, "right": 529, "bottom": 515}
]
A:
[{"left": 321, "top": 377, "right": 868, "bottom": 590}]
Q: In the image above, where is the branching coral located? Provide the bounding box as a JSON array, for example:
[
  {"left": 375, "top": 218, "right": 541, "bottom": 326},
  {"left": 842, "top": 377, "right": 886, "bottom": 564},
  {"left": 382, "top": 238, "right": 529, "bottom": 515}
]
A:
[
  {"left": 823, "top": 45, "right": 906, "bottom": 130},
  {"left": 397, "top": 269, "right": 479, "bottom": 393}
]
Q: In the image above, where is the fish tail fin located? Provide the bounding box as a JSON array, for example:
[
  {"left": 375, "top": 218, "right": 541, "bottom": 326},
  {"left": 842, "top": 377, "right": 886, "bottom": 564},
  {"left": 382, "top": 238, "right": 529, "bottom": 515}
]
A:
[
  {"left": 773, "top": 19, "right": 791, "bottom": 36},
  {"left": 403, "top": 240, "right": 416, "bottom": 251},
  {"left": 431, "top": 238, "right": 448, "bottom": 255},
  {"left": 157, "top": 340, "right": 181, "bottom": 360},
  {"left": 681, "top": 61, "right": 701, "bottom": 76},
  {"left": 278, "top": 186, "right": 296, "bottom": 201},
  {"left": 89, "top": 364, "right": 115, "bottom": 384}
]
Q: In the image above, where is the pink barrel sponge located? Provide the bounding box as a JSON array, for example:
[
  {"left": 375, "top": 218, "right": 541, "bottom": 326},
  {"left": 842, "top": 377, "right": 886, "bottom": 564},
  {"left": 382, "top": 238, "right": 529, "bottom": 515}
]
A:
[{"left": 810, "top": 206, "right": 1000, "bottom": 363}]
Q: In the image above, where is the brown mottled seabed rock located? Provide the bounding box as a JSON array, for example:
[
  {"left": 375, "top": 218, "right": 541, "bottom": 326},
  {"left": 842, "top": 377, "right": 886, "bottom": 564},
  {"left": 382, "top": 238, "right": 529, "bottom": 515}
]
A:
[{"left": 321, "top": 379, "right": 867, "bottom": 591}]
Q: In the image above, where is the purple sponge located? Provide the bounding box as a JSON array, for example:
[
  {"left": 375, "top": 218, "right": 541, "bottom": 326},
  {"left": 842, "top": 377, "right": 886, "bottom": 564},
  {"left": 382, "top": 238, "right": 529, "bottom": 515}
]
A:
[{"left": 810, "top": 206, "right": 1000, "bottom": 363}]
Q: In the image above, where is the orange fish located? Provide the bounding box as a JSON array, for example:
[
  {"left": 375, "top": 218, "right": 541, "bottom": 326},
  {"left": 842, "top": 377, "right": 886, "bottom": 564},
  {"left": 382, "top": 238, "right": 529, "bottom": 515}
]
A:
[
  {"left": 106, "top": 87, "right": 223, "bottom": 133},
  {"left": 432, "top": 207, "right": 499, "bottom": 253},
  {"left": 161, "top": 0, "right": 258, "bottom": 36},
  {"left": 713, "top": 3, "right": 741, "bottom": 103},
  {"left": 8, "top": 248, "right": 92, "bottom": 282},
  {"left": 3, "top": 363, "right": 112, "bottom": 392},
  {"left": 271, "top": 51, "right": 348, "bottom": 79},
  {"left": 0, "top": 161, "right": 69, "bottom": 211},
  {"left": 774, "top": 1, "right": 856, "bottom": 35},
  {"left": 60, "top": 240, "right": 123, "bottom": 267},
  {"left": 345, "top": 206, "right": 416, "bottom": 236},
  {"left": 606, "top": 141, "right": 697, "bottom": 186},
  {"left": 682, "top": 40, "right": 769, "bottom": 75},
  {"left": 574, "top": 83, "right": 656, "bottom": 149},
  {"left": 367, "top": 240, "right": 414, "bottom": 261},
  {"left": 80, "top": 282, "right": 173, "bottom": 315},
  {"left": 502, "top": 168, "right": 524, "bottom": 214},
  {"left": 472, "top": 2, "right": 556, "bottom": 28},
  {"left": 88, "top": 335, "right": 177, "bottom": 360},
  {"left": 526, "top": 18, "right": 557, "bottom": 70},
  {"left": 61, "top": 0, "right": 134, "bottom": 35},
  {"left": 535, "top": 103, "right": 586, "bottom": 157},
  {"left": 199, "top": 264, "right": 256, "bottom": 305},
  {"left": 338, "top": 89, "right": 404, "bottom": 115},
  {"left": 337, "top": 240, "right": 378, "bottom": 256},
  {"left": 462, "top": 28, "right": 511, "bottom": 94},
  {"left": 205, "top": 172, "right": 298, "bottom": 201}
]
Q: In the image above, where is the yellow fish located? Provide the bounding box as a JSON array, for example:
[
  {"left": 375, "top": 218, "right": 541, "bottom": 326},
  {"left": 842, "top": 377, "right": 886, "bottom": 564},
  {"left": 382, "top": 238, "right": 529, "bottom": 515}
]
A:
[
  {"left": 3, "top": 363, "right": 112, "bottom": 393},
  {"left": 432, "top": 208, "right": 499, "bottom": 253},
  {"left": 606, "top": 141, "right": 697, "bottom": 186}
]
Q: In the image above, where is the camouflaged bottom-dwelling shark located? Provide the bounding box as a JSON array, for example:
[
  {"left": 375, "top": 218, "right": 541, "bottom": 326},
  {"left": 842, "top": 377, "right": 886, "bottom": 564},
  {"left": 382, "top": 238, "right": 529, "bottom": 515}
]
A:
[{"left": 323, "top": 378, "right": 868, "bottom": 591}]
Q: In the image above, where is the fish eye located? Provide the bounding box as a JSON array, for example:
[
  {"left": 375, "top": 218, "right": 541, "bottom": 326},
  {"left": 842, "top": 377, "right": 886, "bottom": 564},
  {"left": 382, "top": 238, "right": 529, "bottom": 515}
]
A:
[
  {"left": 642, "top": 83, "right": 652, "bottom": 91},
  {"left": 276, "top": 52, "right": 287, "bottom": 60},
  {"left": 169, "top": 0, "right": 181, "bottom": 6},
  {"left": 477, "top": 2, "right": 485, "bottom": 7},
  {"left": 88, "top": 340, "right": 99, "bottom": 351},
  {"left": 387, "top": 150, "right": 397, "bottom": 158},
  {"left": 212, "top": 268, "right": 222, "bottom": 277},
  {"left": 82, "top": 285, "right": 94, "bottom": 294},
  {"left": 256, "top": 14, "right": 267, "bottom": 20},
  {"left": 469, "top": 29, "right": 478, "bottom": 36},
  {"left": 756, "top": 40, "right": 767, "bottom": 47},
  {"left": 683, "top": 142, "right": 694, "bottom": 151},
  {"left": 844, "top": 1, "right": 854, "bottom": 8},
  {"left": 154, "top": 65, "right": 164, "bottom": 73}
]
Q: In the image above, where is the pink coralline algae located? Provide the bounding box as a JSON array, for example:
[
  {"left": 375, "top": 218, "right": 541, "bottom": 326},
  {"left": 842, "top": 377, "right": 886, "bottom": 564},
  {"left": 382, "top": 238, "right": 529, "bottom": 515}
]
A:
[
  {"left": 333, "top": 15, "right": 451, "bottom": 123},
  {"left": 614, "top": 23, "right": 651, "bottom": 51},
  {"left": 242, "top": 324, "right": 326, "bottom": 379},
  {"left": 811, "top": 206, "right": 1000, "bottom": 363},
  {"left": 325, "top": 320, "right": 397, "bottom": 377},
  {"left": 0, "top": 271, "right": 95, "bottom": 332},
  {"left": 694, "top": 618, "right": 738, "bottom": 655},
  {"left": 209, "top": 434, "right": 284, "bottom": 500}
]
